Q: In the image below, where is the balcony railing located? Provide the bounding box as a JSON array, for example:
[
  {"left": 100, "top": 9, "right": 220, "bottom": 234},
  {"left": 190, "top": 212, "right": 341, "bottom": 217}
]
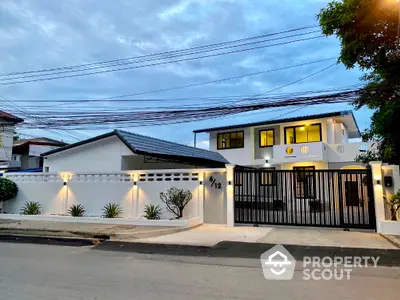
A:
[{"left": 270, "top": 142, "right": 328, "bottom": 164}]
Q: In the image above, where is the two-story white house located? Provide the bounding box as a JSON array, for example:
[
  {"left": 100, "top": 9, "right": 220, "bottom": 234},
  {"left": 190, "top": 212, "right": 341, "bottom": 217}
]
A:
[
  {"left": 0, "top": 111, "right": 24, "bottom": 169},
  {"left": 193, "top": 111, "right": 370, "bottom": 170}
]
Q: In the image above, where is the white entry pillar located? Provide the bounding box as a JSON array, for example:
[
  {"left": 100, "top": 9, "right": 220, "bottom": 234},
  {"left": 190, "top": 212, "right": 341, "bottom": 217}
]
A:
[
  {"left": 370, "top": 161, "right": 384, "bottom": 232},
  {"left": 226, "top": 164, "right": 235, "bottom": 227}
]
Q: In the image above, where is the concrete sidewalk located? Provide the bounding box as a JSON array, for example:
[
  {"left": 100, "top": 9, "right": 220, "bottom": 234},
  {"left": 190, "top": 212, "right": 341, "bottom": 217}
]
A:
[{"left": 135, "top": 225, "right": 398, "bottom": 249}]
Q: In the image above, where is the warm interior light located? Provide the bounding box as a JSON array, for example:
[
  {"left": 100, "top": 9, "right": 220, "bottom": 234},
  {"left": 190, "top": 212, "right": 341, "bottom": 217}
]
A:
[{"left": 299, "top": 127, "right": 306, "bottom": 131}]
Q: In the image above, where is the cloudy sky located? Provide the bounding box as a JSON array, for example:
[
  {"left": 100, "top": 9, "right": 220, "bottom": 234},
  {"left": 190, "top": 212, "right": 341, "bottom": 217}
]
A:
[{"left": 0, "top": 0, "right": 371, "bottom": 147}]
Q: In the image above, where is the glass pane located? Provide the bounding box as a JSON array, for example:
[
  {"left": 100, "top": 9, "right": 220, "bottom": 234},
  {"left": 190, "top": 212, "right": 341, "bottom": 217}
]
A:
[
  {"left": 285, "top": 128, "right": 295, "bottom": 144},
  {"left": 295, "top": 126, "right": 307, "bottom": 143},
  {"left": 225, "top": 134, "right": 230, "bottom": 148},
  {"left": 260, "top": 130, "right": 274, "bottom": 146},
  {"left": 230, "top": 132, "right": 243, "bottom": 148},
  {"left": 260, "top": 131, "right": 266, "bottom": 146},
  {"left": 218, "top": 134, "right": 230, "bottom": 149},
  {"left": 266, "top": 130, "right": 274, "bottom": 146},
  {"left": 308, "top": 124, "right": 321, "bottom": 142},
  {"left": 218, "top": 135, "right": 223, "bottom": 149}
]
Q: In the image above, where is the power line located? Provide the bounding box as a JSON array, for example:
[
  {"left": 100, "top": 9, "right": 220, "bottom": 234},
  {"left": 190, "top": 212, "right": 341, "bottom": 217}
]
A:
[
  {"left": 0, "top": 35, "right": 324, "bottom": 85},
  {"left": 0, "top": 25, "right": 320, "bottom": 78}
]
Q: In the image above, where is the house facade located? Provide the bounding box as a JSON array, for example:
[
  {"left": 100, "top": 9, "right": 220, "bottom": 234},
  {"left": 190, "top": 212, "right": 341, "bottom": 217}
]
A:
[
  {"left": 193, "top": 111, "right": 370, "bottom": 170},
  {"left": 42, "top": 130, "right": 228, "bottom": 173},
  {"left": 0, "top": 111, "right": 24, "bottom": 169}
]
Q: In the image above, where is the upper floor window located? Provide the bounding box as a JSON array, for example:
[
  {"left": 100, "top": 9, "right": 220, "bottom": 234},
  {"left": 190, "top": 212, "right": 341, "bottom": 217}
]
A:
[
  {"left": 259, "top": 129, "right": 274, "bottom": 147},
  {"left": 217, "top": 131, "right": 244, "bottom": 149},
  {"left": 284, "top": 123, "right": 322, "bottom": 144}
]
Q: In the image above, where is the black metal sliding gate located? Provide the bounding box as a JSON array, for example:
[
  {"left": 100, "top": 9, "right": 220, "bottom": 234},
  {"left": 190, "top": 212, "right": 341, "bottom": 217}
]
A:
[{"left": 234, "top": 168, "right": 376, "bottom": 229}]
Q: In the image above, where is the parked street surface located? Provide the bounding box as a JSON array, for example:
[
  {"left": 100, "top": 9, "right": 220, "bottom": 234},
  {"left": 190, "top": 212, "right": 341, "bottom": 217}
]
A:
[{"left": 0, "top": 242, "right": 399, "bottom": 300}]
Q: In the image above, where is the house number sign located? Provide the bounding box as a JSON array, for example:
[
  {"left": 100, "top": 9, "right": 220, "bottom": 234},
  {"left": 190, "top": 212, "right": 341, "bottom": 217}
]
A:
[{"left": 209, "top": 176, "right": 222, "bottom": 189}]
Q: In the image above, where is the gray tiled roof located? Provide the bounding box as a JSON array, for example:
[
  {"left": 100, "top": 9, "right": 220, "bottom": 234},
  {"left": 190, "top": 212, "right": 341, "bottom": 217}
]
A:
[
  {"left": 116, "top": 130, "right": 228, "bottom": 164},
  {"left": 42, "top": 129, "right": 229, "bottom": 165},
  {"left": 193, "top": 111, "right": 354, "bottom": 133}
]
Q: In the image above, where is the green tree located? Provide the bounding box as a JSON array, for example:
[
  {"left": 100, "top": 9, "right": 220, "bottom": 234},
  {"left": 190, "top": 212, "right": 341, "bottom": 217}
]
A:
[{"left": 318, "top": 0, "right": 400, "bottom": 164}]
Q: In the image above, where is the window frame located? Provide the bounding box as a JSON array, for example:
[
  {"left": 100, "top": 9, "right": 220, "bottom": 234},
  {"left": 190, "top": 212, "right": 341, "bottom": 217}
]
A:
[
  {"left": 259, "top": 128, "right": 275, "bottom": 148},
  {"left": 284, "top": 123, "right": 322, "bottom": 144},
  {"left": 217, "top": 130, "right": 245, "bottom": 150}
]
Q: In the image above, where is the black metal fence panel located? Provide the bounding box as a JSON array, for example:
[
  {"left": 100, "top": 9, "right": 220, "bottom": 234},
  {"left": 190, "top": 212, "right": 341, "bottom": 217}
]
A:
[{"left": 234, "top": 168, "right": 376, "bottom": 229}]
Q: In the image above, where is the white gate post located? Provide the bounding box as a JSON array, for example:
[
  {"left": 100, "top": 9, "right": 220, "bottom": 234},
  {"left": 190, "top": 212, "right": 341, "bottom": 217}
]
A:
[
  {"left": 370, "top": 161, "right": 384, "bottom": 232},
  {"left": 198, "top": 172, "right": 205, "bottom": 223},
  {"left": 226, "top": 164, "right": 235, "bottom": 227}
]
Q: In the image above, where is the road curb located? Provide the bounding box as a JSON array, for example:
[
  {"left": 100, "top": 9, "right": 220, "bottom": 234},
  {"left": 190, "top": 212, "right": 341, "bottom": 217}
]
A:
[
  {"left": 0, "top": 234, "right": 100, "bottom": 247},
  {"left": 379, "top": 234, "right": 400, "bottom": 249},
  {"left": 93, "top": 241, "right": 400, "bottom": 266}
]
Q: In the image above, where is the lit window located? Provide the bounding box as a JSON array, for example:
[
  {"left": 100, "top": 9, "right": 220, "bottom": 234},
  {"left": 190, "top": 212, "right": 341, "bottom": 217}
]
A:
[
  {"left": 308, "top": 124, "right": 321, "bottom": 142},
  {"left": 259, "top": 129, "right": 274, "bottom": 147},
  {"left": 217, "top": 131, "right": 244, "bottom": 149},
  {"left": 285, "top": 124, "right": 321, "bottom": 144},
  {"left": 285, "top": 127, "right": 295, "bottom": 144}
]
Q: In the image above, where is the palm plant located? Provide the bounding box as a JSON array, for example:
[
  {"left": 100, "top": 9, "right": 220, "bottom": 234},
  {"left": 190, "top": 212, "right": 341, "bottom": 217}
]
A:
[
  {"left": 102, "top": 203, "right": 122, "bottom": 218},
  {"left": 21, "top": 201, "right": 41, "bottom": 215},
  {"left": 143, "top": 204, "right": 162, "bottom": 220},
  {"left": 68, "top": 204, "right": 85, "bottom": 217}
]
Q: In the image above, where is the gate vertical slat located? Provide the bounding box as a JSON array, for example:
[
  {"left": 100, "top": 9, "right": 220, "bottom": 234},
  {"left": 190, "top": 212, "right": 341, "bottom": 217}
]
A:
[
  {"left": 327, "top": 172, "right": 332, "bottom": 225},
  {"left": 321, "top": 171, "right": 326, "bottom": 226},
  {"left": 360, "top": 173, "right": 366, "bottom": 225},
  {"left": 283, "top": 172, "right": 286, "bottom": 223}
]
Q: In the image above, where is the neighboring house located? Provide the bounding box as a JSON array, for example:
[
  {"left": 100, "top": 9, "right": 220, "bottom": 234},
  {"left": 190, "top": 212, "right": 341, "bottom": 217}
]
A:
[
  {"left": 12, "top": 138, "right": 67, "bottom": 170},
  {"left": 41, "top": 129, "right": 228, "bottom": 172},
  {"left": 193, "top": 111, "right": 370, "bottom": 170},
  {"left": 0, "top": 111, "right": 24, "bottom": 169}
]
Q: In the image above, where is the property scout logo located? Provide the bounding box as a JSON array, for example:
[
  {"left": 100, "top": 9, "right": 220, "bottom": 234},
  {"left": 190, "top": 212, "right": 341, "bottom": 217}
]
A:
[{"left": 260, "top": 244, "right": 380, "bottom": 281}]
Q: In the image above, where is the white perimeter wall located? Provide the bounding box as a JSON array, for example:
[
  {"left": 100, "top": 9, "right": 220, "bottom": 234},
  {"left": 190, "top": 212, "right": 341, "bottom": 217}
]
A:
[
  {"left": 3, "top": 169, "right": 227, "bottom": 223},
  {"left": 43, "top": 136, "right": 133, "bottom": 173}
]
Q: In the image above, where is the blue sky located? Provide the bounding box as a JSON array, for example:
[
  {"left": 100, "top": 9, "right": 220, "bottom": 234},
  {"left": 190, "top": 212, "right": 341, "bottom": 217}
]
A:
[{"left": 0, "top": 0, "right": 371, "bottom": 148}]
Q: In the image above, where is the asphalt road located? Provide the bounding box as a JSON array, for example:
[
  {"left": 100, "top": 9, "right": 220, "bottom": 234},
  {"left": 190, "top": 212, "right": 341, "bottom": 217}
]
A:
[{"left": 0, "top": 242, "right": 399, "bottom": 300}]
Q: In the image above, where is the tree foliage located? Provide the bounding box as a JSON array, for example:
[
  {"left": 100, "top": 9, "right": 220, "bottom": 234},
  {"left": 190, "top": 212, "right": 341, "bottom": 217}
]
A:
[
  {"left": 0, "top": 177, "right": 18, "bottom": 202},
  {"left": 318, "top": 0, "right": 400, "bottom": 164},
  {"left": 160, "top": 187, "right": 192, "bottom": 219}
]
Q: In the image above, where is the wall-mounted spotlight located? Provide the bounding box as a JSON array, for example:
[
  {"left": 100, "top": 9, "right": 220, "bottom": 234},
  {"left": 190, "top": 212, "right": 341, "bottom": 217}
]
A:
[
  {"left": 228, "top": 181, "right": 232, "bottom": 186},
  {"left": 199, "top": 181, "right": 203, "bottom": 185}
]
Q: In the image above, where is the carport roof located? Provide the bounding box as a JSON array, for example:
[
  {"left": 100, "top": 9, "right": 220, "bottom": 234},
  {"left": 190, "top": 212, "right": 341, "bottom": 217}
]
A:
[{"left": 41, "top": 129, "right": 229, "bottom": 166}]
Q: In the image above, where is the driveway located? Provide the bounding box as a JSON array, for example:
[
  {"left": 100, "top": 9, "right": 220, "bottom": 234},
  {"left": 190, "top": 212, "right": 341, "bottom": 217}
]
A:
[
  {"left": 136, "top": 224, "right": 272, "bottom": 246},
  {"left": 136, "top": 225, "right": 397, "bottom": 249}
]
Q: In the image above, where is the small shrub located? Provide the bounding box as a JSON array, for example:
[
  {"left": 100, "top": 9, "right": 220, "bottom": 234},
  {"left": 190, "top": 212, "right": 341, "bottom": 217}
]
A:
[
  {"left": 0, "top": 177, "right": 18, "bottom": 202},
  {"left": 160, "top": 187, "right": 192, "bottom": 219},
  {"left": 143, "top": 204, "right": 162, "bottom": 220},
  {"left": 68, "top": 204, "right": 85, "bottom": 217},
  {"left": 21, "top": 201, "right": 41, "bottom": 215},
  {"left": 102, "top": 203, "right": 122, "bottom": 218}
]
